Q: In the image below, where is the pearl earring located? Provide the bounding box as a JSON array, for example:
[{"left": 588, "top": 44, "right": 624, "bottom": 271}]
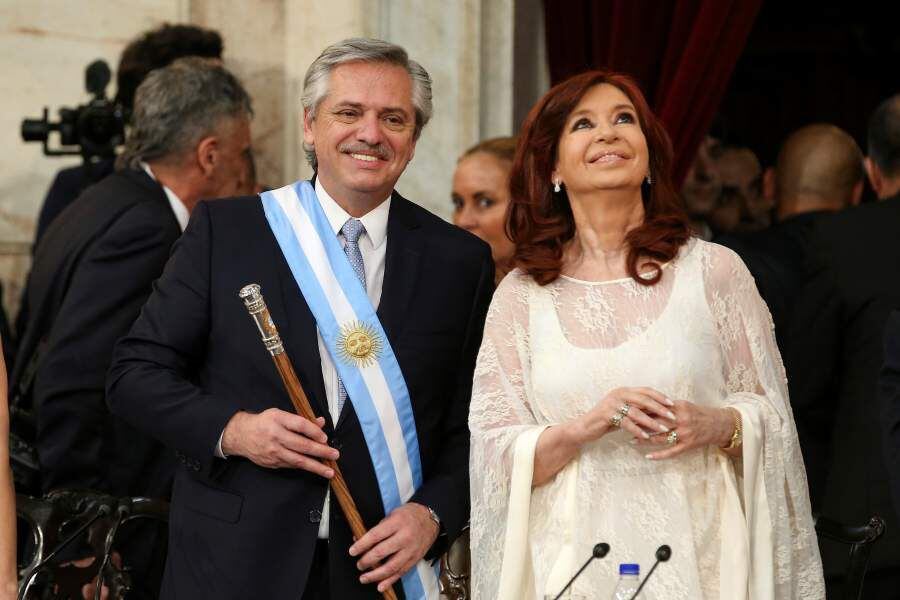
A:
[
  {"left": 553, "top": 180, "right": 561, "bottom": 193},
  {"left": 645, "top": 172, "right": 653, "bottom": 185}
]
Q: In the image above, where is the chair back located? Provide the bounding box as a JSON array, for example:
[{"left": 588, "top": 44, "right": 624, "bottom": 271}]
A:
[
  {"left": 815, "top": 514, "right": 886, "bottom": 600},
  {"left": 439, "top": 525, "right": 471, "bottom": 599}
]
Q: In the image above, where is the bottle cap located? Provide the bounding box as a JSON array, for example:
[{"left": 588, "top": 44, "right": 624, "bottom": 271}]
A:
[{"left": 619, "top": 563, "right": 640, "bottom": 576}]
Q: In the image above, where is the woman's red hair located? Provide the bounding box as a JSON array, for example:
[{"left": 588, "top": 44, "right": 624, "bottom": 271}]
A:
[{"left": 507, "top": 70, "right": 691, "bottom": 286}]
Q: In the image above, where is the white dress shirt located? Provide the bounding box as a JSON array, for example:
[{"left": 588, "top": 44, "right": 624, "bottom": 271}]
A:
[
  {"left": 140, "top": 162, "right": 190, "bottom": 231},
  {"left": 313, "top": 179, "right": 390, "bottom": 538}
]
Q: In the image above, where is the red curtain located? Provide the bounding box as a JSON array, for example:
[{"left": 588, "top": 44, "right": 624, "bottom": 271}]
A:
[{"left": 543, "top": 0, "right": 761, "bottom": 185}]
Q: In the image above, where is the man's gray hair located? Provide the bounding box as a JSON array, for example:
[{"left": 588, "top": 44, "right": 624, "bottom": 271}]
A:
[
  {"left": 301, "top": 38, "right": 433, "bottom": 170},
  {"left": 117, "top": 57, "right": 252, "bottom": 170}
]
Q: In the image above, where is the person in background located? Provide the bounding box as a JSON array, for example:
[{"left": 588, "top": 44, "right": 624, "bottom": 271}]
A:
[
  {"left": 12, "top": 58, "right": 253, "bottom": 498},
  {"left": 33, "top": 24, "right": 224, "bottom": 245},
  {"left": 717, "top": 124, "right": 864, "bottom": 353},
  {"left": 787, "top": 94, "right": 900, "bottom": 598},
  {"left": 680, "top": 135, "right": 722, "bottom": 239},
  {"left": 768, "top": 124, "right": 864, "bottom": 222},
  {"left": 707, "top": 144, "right": 769, "bottom": 234},
  {"left": 1, "top": 340, "right": 16, "bottom": 600},
  {"left": 10, "top": 24, "right": 225, "bottom": 372},
  {"left": 452, "top": 136, "right": 517, "bottom": 284},
  {"left": 11, "top": 57, "right": 252, "bottom": 599}
]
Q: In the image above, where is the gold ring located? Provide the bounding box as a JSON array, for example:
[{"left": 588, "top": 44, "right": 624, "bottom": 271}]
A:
[
  {"left": 666, "top": 430, "right": 678, "bottom": 445},
  {"left": 610, "top": 412, "right": 624, "bottom": 428},
  {"left": 618, "top": 403, "right": 630, "bottom": 417}
]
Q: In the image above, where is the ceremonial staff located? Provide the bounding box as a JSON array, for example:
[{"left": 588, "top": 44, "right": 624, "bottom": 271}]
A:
[{"left": 239, "top": 283, "right": 399, "bottom": 600}]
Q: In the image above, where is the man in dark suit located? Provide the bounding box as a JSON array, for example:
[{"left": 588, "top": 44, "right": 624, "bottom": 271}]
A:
[
  {"left": 11, "top": 57, "right": 253, "bottom": 499},
  {"left": 787, "top": 95, "right": 900, "bottom": 598},
  {"left": 717, "top": 124, "right": 864, "bottom": 352},
  {"left": 108, "top": 39, "right": 493, "bottom": 599}
]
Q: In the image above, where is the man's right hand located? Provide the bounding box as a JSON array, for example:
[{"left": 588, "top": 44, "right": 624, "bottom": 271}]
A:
[{"left": 221, "top": 409, "right": 337, "bottom": 477}]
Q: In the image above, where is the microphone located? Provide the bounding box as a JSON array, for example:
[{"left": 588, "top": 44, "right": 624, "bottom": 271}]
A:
[
  {"left": 552, "top": 543, "right": 610, "bottom": 600},
  {"left": 628, "top": 545, "right": 671, "bottom": 599}
]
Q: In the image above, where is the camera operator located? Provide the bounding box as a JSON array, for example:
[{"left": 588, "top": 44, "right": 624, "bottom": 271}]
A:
[
  {"left": 6, "top": 24, "right": 225, "bottom": 374},
  {"left": 34, "top": 23, "right": 223, "bottom": 246}
]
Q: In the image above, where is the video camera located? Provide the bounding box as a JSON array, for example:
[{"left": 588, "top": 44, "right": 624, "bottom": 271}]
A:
[{"left": 20, "top": 59, "right": 126, "bottom": 161}]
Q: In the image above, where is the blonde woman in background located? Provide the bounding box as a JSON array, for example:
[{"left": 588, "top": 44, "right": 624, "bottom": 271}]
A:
[
  {"left": 1, "top": 340, "right": 16, "bottom": 600},
  {"left": 452, "top": 137, "right": 518, "bottom": 284}
]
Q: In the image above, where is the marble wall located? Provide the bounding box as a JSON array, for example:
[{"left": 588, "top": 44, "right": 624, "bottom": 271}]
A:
[{"left": 0, "top": 0, "right": 547, "bottom": 324}]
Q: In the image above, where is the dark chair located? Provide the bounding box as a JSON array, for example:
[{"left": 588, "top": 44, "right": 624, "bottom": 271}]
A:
[
  {"left": 16, "top": 489, "right": 169, "bottom": 600},
  {"left": 439, "top": 524, "right": 470, "bottom": 599},
  {"left": 814, "top": 514, "right": 886, "bottom": 600}
]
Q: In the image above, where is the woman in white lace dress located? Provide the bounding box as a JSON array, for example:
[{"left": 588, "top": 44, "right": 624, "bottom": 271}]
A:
[{"left": 468, "top": 71, "right": 824, "bottom": 599}]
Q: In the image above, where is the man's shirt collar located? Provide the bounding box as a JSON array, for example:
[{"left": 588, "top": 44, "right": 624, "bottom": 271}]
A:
[{"left": 314, "top": 178, "right": 390, "bottom": 249}]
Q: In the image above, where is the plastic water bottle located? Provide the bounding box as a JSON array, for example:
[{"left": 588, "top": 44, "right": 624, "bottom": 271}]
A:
[{"left": 611, "top": 563, "right": 641, "bottom": 599}]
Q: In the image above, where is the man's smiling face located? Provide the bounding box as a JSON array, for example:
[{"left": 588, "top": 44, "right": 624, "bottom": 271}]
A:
[{"left": 303, "top": 61, "right": 418, "bottom": 207}]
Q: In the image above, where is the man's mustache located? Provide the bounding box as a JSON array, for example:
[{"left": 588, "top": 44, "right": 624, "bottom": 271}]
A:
[{"left": 339, "top": 143, "right": 391, "bottom": 161}]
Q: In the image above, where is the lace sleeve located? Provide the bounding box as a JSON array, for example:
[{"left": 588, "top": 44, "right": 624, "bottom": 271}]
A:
[
  {"left": 469, "top": 271, "right": 546, "bottom": 600},
  {"left": 701, "top": 243, "right": 825, "bottom": 598}
]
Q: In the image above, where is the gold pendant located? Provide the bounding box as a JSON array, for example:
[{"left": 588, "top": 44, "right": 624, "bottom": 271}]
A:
[{"left": 337, "top": 321, "right": 383, "bottom": 367}]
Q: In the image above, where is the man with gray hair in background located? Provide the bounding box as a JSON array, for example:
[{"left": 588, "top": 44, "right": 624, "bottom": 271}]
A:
[
  {"left": 108, "top": 38, "right": 492, "bottom": 599},
  {"left": 11, "top": 56, "right": 253, "bottom": 502}
]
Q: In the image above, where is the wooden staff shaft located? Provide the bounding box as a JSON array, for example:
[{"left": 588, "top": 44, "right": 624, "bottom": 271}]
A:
[{"left": 239, "top": 284, "right": 398, "bottom": 600}]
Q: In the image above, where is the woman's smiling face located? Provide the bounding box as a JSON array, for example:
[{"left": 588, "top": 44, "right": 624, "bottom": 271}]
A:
[{"left": 553, "top": 83, "right": 650, "bottom": 196}]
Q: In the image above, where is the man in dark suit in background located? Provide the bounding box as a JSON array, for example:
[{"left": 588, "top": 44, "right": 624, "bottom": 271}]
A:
[
  {"left": 11, "top": 57, "right": 253, "bottom": 499},
  {"left": 10, "top": 24, "right": 225, "bottom": 375},
  {"left": 108, "top": 38, "right": 492, "bottom": 599},
  {"left": 787, "top": 95, "right": 900, "bottom": 599},
  {"left": 718, "top": 124, "right": 864, "bottom": 352}
]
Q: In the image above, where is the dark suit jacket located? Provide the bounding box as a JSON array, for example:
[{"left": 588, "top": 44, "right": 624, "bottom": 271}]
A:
[
  {"left": 36, "top": 159, "right": 116, "bottom": 246},
  {"left": 11, "top": 168, "right": 180, "bottom": 498},
  {"left": 786, "top": 195, "right": 900, "bottom": 581},
  {"left": 880, "top": 310, "right": 900, "bottom": 517},
  {"left": 12, "top": 159, "right": 117, "bottom": 367},
  {"left": 716, "top": 211, "right": 826, "bottom": 354},
  {"left": 107, "top": 189, "right": 494, "bottom": 599}
]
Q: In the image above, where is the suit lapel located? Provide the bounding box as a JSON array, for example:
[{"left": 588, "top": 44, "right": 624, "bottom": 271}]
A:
[
  {"left": 377, "top": 193, "right": 423, "bottom": 343},
  {"left": 336, "top": 192, "right": 423, "bottom": 428}
]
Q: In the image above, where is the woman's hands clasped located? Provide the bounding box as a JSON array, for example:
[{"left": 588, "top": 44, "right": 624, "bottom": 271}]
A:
[
  {"left": 569, "top": 387, "right": 675, "bottom": 444},
  {"left": 533, "top": 388, "right": 739, "bottom": 487},
  {"left": 638, "top": 400, "right": 739, "bottom": 460}
]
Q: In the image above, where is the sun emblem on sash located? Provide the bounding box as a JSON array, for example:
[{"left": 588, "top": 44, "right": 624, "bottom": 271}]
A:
[{"left": 337, "top": 321, "right": 383, "bottom": 367}]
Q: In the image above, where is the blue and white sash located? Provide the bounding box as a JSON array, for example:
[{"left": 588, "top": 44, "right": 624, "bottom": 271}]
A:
[{"left": 261, "top": 181, "right": 440, "bottom": 600}]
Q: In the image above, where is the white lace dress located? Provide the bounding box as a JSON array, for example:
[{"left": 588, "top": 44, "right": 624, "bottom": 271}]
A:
[{"left": 469, "top": 239, "right": 824, "bottom": 599}]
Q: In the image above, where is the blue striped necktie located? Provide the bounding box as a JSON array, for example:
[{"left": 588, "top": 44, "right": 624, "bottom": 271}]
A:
[{"left": 337, "top": 218, "right": 366, "bottom": 414}]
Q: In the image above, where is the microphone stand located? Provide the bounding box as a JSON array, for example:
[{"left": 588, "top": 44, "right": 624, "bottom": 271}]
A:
[
  {"left": 552, "top": 543, "right": 610, "bottom": 600},
  {"left": 628, "top": 545, "right": 671, "bottom": 600}
]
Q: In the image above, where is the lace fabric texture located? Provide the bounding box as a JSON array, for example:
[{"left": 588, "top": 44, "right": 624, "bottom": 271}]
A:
[{"left": 469, "top": 238, "right": 824, "bottom": 599}]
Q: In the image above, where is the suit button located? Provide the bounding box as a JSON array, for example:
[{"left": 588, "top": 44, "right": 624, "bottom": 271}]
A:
[
  {"left": 309, "top": 509, "right": 322, "bottom": 524},
  {"left": 329, "top": 438, "right": 343, "bottom": 451}
]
